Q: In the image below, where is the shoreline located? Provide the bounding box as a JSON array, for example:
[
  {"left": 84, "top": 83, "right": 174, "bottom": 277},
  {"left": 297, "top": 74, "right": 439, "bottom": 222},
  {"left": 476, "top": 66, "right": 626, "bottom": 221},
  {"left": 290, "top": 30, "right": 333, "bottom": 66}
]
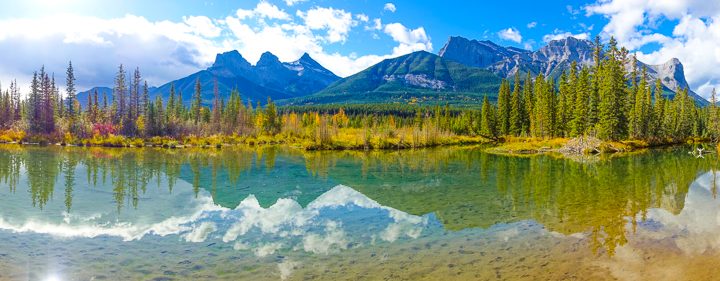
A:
[{"left": 0, "top": 135, "right": 714, "bottom": 159}]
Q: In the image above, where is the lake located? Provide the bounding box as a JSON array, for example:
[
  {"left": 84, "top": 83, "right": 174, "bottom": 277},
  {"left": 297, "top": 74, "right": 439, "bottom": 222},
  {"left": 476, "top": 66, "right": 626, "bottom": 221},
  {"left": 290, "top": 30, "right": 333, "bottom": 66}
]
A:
[{"left": 0, "top": 144, "right": 718, "bottom": 280}]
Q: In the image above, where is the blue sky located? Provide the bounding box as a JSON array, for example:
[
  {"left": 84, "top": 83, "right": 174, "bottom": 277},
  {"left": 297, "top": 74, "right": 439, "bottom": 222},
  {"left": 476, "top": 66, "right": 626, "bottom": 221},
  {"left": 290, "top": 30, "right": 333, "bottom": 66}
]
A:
[{"left": 0, "top": 0, "right": 718, "bottom": 97}]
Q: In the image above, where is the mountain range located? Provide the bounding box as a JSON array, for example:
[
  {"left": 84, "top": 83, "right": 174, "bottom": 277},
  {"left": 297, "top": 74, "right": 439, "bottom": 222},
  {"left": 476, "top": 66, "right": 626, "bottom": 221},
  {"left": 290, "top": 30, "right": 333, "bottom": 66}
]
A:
[
  {"left": 78, "top": 51, "right": 339, "bottom": 107},
  {"left": 288, "top": 51, "right": 501, "bottom": 106},
  {"left": 78, "top": 36, "right": 709, "bottom": 107},
  {"left": 438, "top": 36, "right": 708, "bottom": 105}
]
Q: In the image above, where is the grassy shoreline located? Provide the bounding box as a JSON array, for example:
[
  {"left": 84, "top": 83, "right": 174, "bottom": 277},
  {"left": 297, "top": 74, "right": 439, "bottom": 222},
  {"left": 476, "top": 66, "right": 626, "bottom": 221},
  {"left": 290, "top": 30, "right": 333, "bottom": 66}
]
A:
[
  {"left": 0, "top": 131, "right": 492, "bottom": 151},
  {"left": 0, "top": 129, "right": 712, "bottom": 156},
  {"left": 485, "top": 136, "right": 712, "bottom": 156}
]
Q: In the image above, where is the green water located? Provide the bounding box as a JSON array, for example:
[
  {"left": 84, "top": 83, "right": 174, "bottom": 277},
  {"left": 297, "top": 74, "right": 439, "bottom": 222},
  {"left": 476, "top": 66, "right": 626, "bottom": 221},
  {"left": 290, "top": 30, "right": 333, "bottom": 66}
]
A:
[{"left": 0, "top": 145, "right": 718, "bottom": 280}]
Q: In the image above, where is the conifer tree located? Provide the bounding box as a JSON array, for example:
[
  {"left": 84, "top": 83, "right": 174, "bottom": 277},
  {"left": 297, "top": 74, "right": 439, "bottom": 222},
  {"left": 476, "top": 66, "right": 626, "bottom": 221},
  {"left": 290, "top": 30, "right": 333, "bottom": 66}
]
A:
[
  {"left": 211, "top": 79, "right": 221, "bottom": 130},
  {"left": 523, "top": 72, "right": 534, "bottom": 135},
  {"left": 597, "top": 37, "right": 627, "bottom": 141},
  {"left": 480, "top": 95, "right": 496, "bottom": 138},
  {"left": 496, "top": 79, "right": 511, "bottom": 135},
  {"left": 710, "top": 88, "right": 719, "bottom": 140},
  {"left": 509, "top": 74, "right": 524, "bottom": 136},
  {"left": 570, "top": 67, "right": 591, "bottom": 136},
  {"left": 65, "top": 61, "right": 76, "bottom": 118},
  {"left": 192, "top": 77, "right": 202, "bottom": 124},
  {"left": 113, "top": 64, "right": 127, "bottom": 126}
]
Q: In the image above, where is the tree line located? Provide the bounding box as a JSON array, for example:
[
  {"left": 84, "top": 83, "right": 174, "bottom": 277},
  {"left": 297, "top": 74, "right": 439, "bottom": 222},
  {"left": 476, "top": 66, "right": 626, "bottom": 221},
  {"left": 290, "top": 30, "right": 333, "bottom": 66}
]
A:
[{"left": 480, "top": 36, "right": 717, "bottom": 142}]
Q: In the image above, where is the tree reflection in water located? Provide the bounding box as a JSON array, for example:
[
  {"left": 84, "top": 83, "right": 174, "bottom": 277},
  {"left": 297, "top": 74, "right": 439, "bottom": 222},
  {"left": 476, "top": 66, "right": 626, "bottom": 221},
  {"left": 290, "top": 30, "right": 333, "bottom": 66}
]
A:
[{"left": 0, "top": 144, "right": 716, "bottom": 256}]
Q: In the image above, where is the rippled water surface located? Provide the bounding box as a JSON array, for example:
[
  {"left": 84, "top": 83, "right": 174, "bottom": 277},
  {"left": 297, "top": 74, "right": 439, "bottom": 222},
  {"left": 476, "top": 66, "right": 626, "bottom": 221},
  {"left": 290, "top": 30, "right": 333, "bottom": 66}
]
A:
[{"left": 0, "top": 145, "right": 719, "bottom": 280}]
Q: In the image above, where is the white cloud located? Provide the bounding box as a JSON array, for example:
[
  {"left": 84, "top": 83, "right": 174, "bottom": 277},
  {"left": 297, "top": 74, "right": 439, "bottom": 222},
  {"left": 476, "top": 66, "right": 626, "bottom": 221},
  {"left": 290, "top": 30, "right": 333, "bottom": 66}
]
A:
[
  {"left": 183, "top": 16, "right": 222, "bottom": 38},
  {"left": 284, "top": 0, "right": 307, "bottom": 6},
  {"left": 240, "top": 0, "right": 290, "bottom": 20},
  {"left": 0, "top": 0, "right": 435, "bottom": 88},
  {"left": 527, "top": 21, "right": 537, "bottom": 29},
  {"left": 585, "top": 0, "right": 720, "bottom": 98},
  {"left": 356, "top": 14, "right": 369, "bottom": 22},
  {"left": 383, "top": 23, "right": 433, "bottom": 56},
  {"left": 370, "top": 18, "right": 383, "bottom": 30},
  {"left": 542, "top": 30, "right": 590, "bottom": 42},
  {"left": 498, "top": 27, "right": 522, "bottom": 43},
  {"left": 0, "top": 13, "right": 227, "bottom": 90},
  {"left": 183, "top": 221, "right": 217, "bottom": 242},
  {"left": 384, "top": 3, "right": 397, "bottom": 13},
  {"left": 297, "top": 7, "right": 355, "bottom": 43}
]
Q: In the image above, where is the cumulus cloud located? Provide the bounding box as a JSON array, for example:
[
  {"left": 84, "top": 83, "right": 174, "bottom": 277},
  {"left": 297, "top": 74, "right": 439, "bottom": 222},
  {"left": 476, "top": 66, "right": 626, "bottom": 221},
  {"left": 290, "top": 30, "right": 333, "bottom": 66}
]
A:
[
  {"left": 585, "top": 0, "right": 720, "bottom": 98},
  {"left": 237, "top": 1, "right": 291, "bottom": 20},
  {"left": 0, "top": 13, "right": 226, "bottom": 94},
  {"left": 297, "top": 7, "right": 355, "bottom": 43},
  {"left": 542, "top": 30, "right": 590, "bottom": 42},
  {"left": 0, "top": 0, "right": 434, "bottom": 88},
  {"left": 183, "top": 221, "right": 217, "bottom": 242},
  {"left": 498, "top": 27, "right": 522, "bottom": 43},
  {"left": 356, "top": 14, "right": 369, "bottom": 22},
  {"left": 527, "top": 21, "right": 537, "bottom": 29},
  {"left": 283, "top": 0, "right": 307, "bottom": 6},
  {"left": 383, "top": 23, "right": 433, "bottom": 55},
  {"left": 384, "top": 3, "right": 397, "bottom": 13}
]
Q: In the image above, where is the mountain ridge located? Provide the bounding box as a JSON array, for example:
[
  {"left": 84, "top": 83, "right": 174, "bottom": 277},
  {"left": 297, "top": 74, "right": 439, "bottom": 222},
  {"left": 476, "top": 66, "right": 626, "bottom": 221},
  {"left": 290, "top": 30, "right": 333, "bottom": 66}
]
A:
[
  {"left": 78, "top": 51, "right": 340, "bottom": 107},
  {"left": 78, "top": 37, "right": 708, "bottom": 108},
  {"left": 439, "top": 36, "right": 708, "bottom": 105},
  {"left": 288, "top": 50, "right": 502, "bottom": 106}
]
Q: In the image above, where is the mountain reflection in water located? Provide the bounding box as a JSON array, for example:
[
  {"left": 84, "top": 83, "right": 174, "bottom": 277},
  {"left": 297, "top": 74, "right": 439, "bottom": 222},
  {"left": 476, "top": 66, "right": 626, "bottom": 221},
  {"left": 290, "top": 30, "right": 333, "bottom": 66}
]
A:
[{"left": 0, "top": 145, "right": 718, "bottom": 280}]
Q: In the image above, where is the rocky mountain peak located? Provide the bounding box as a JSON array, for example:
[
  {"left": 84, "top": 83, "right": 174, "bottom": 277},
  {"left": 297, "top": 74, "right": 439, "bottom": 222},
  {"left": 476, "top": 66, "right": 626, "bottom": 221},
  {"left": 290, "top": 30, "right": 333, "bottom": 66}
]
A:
[
  {"left": 438, "top": 35, "right": 708, "bottom": 105},
  {"left": 211, "top": 50, "right": 251, "bottom": 71},
  {"left": 257, "top": 51, "right": 282, "bottom": 67}
]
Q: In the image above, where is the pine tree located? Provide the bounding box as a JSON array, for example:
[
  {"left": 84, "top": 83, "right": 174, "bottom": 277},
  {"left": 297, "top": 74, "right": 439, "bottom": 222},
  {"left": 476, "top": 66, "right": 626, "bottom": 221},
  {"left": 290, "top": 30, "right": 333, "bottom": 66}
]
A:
[
  {"left": 710, "top": 88, "right": 719, "bottom": 140},
  {"left": 65, "top": 61, "right": 76, "bottom": 118},
  {"left": 630, "top": 67, "right": 649, "bottom": 139},
  {"left": 589, "top": 36, "right": 603, "bottom": 132},
  {"left": 532, "top": 74, "right": 555, "bottom": 137},
  {"left": 29, "top": 71, "right": 41, "bottom": 133},
  {"left": 10, "top": 80, "right": 20, "bottom": 122},
  {"left": 92, "top": 89, "right": 99, "bottom": 123},
  {"left": 167, "top": 83, "right": 176, "bottom": 120},
  {"left": 509, "top": 74, "right": 524, "bottom": 136},
  {"left": 113, "top": 64, "right": 127, "bottom": 127},
  {"left": 480, "top": 95, "right": 496, "bottom": 138},
  {"left": 154, "top": 95, "right": 164, "bottom": 136},
  {"left": 192, "top": 77, "right": 202, "bottom": 124},
  {"left": 39, "top": 67, "right": 55, "bottom": 134},
  {"left": 597, "top": 37, "right": 627, "bottom": 141},
  {"left": 523, "top": 72, "right": 534, "bottom": 135},
  {"left": 570, "top": 67, "right": 591, "bottom": 136},
  {"left": 263, "top": 97, "right": 280, "bottom": 135},
  {"left": 496, "top": 79, "right": 511, "bottom": 135},
  {"left": 211, "top": 78, "right": 221, "bottom": 130},
  {"left": 557, "top": 71, "right": 570, "bottom": 136}
]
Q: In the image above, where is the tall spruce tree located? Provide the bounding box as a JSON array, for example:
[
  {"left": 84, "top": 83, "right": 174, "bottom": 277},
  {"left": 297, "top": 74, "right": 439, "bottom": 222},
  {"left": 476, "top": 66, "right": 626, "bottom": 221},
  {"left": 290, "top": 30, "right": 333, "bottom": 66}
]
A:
[
  {"left": 570, "top": 67, "right": 591, "bottom": 136},
  {"left": 192, "top": 78, "right": 202, "bottom": 124},
  {"left": 480, "top": 95, "right": 496, "bottom": 138},
  {"left": 496, "top": 79, "right": 511, "bottom": 135},
  {"left": 509, "top": 74, "right": 524, "bottom": 136},
  {"left": 65, "top": 61, "right": 76, "bottom": 118}
]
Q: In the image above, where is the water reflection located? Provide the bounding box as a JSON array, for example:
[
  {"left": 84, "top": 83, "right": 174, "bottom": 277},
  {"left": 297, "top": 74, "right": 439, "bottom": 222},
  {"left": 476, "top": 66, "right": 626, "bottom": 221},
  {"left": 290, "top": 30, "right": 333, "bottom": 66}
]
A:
[{"left": 0, "top": 145, "right": 718, "bottom": 279}]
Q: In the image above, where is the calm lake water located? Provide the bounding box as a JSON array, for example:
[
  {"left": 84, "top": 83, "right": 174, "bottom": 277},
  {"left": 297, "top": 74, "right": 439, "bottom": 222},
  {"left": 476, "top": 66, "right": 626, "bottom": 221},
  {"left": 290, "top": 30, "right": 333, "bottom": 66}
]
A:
[{"left": 0, "top": 144, "right": 719, "bottom": 280}]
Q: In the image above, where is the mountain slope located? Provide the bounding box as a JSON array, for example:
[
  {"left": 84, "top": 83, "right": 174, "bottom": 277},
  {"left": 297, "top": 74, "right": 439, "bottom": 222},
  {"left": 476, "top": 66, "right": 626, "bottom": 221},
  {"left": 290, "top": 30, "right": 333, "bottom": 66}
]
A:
[
  {"left": 288, "top": 51, "right": 502, "bottom": 106},
  {"left": 79, "top": 50, "right": 340, "bottom": 107},
  {"left": 76, "top": 87, "right": 114, "bottom": 107},
  {"left": 153, "top": 51, "right": 340, "bottom": 106},
  {"left": 439, "top": 36, "right": 708, "bottom": 105}
]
